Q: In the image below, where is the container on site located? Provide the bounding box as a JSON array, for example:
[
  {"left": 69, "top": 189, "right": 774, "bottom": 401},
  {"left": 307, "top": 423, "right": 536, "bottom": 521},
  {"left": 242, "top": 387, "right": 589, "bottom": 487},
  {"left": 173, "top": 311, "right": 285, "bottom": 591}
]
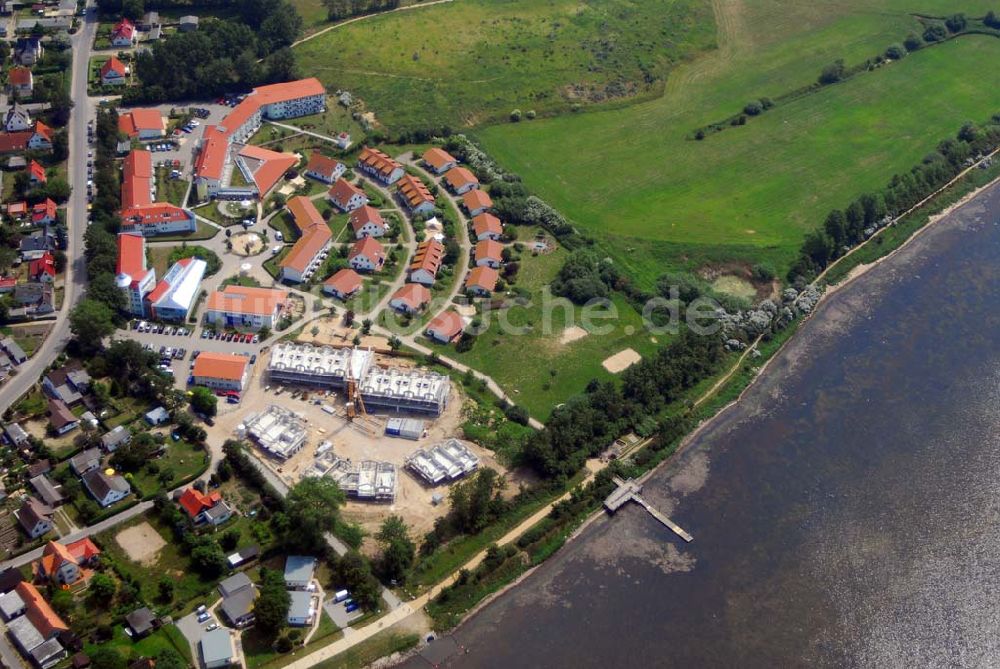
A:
[{"left": 333, "top": 590, "right": 349, "bottom": 603}]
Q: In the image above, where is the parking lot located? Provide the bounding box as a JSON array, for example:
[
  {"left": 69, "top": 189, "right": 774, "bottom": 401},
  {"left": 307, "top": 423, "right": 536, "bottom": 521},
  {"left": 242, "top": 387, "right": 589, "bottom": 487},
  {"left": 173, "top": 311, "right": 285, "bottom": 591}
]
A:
[{"left": 176, "top": 606, "right": 221, "bottom": 663}]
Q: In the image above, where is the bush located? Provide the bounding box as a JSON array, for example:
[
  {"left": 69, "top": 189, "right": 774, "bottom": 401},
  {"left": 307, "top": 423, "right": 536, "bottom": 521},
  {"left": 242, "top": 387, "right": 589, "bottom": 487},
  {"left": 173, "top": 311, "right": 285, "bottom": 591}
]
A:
[
  {"left": 923, "top": 24, "right": 947, "bottom": 42},
  {"left": 509, "top": 109, "right": 522, "bottom": 122},
  {"left": 903, "top": 33, "right": 923, "bottom": 51},
  {"left": 743, "top": 100, "right": 763, "bottom": 116},
  {"left": 751, "top": 262, "right": 776, "bottom": 282},
  {"left": 945, "top": 14, "right": 966, "bottom": 33},
  {"left": 525, "top": 110, "right": 536, "bottom": 120},
  {"left": 818, "top": 59, "right": 846, "bottom": 85},
  {"left": 986, "top": 11, "right": 1000, "bottom": 28},
  {"left": 885, "top": 43, "right": 906, "bottom": 60}
]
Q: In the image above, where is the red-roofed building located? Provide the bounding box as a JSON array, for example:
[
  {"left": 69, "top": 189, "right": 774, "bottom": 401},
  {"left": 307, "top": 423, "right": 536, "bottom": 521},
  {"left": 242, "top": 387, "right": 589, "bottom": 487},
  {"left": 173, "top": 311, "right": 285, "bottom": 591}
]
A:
[
  {"left": 192, "top": 125, "right": 229, "bottom": 194},
  {"left": 31, "top": 198, "right": 56, "bottom": 225},
  {"left": 30, "top": 121, "right": 52, "bottom": 150},
  {"left": 116, "top": 232, "right": 156, "bottom": 316},
  {"left": 27, "top": 160, "right": 45, "bottom": 184},
  {"left": 323, "top": 268, "right": 362, "bottom": 300},
  {"left": 348, "top": 236, "right": 385, "bottom": 273},
  {"left": 466, "top": 266, "right": 499, "bottom": 296},
  {"left": 6, "top": 201, "right": 27, "bottom": 218},
  {"left": 236, "top": 144, "right": 296, "bottom": 197},
  {"left": 120, "top": 150, "right": 195, "bottom": 236},
  {"left": 327, "top": 178, "right": 368, "bottom": 212},
  {"left": 408, "top": 239, "right": 444, "bottom": 285},
  {"left": 426, "top": 310, "right": 465, "bottom": 343},
  {"left": 462, "top": 189, "right": 493, "bottom": 217},
  {"left": 177, "top": 487, "right": 232, "bottom": 526},
  {"left": 422, "top": 147, "right": 457, "bottom": 175},
  {"left": 0, "top": 131, "right": 31, "bottom": 154},
  {"left": 29, "top": 252, "right": 55, "bottom": 282},
  {"left": 111, "top": 19, "right": 137, "bottom": 46},
  {"left": 205, "top": 285, "right": 288, "bottom": 330},
  {"left": 0, "top": 278, "right": 17, "bottom": 294},
  {"left": 8, "top": 66, "right": 32, "bottom": 97},
  {"left": 357, "top": 147, "right": 404, "bottom": 184},
  {"left": 471, "top": 212, "right": 503, "bottom": 241},
  {"left": 191, "top": 351, "right": 249, "bottom": 394},
  {"left": 396, "top": 174, "right": 435, "bottom": 215},
  {"left": 99, "top": 56, "right": 128, "bottom": 85},
  {"left": 349, "top": 205, "right": 387, "bottom": 239},
  {"left": 35, "top": 538, "right": 100, "bottom": 586},
  {"left": 304, "top": 151, "right": 345, "bottom": 184},
  {"left": 280, "top": 196, "right": 332, "bottom": 283},
  {"left": 118, "top": 108, "right": 164, "bottom": 140},
  {"left": 474, "top": 239, "right": 503, "bottom": 269},
  {"left": 389, "top": 283, "right": 431, "bottom": 314},
  {"left": 15, "top": 581, "right": 68, "bottom": 638},
  {"left": 443, "top": 166, "right": 479, "bottom": 194}
]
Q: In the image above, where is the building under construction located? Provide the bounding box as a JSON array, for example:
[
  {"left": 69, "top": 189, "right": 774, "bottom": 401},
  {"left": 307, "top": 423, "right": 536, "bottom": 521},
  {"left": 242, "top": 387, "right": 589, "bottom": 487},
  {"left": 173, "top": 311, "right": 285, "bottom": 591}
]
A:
[
  {"left": 267, "top": 343, "right": 450, "bottom": 416},
  {"left": 241, "top": 405, "right": 307, "bottom": 460},
  {"left": 307, "top": 451, "right": 396, "bottom": 502},
  {"left": 406, "top": 439, "right": 480, "bottom": 485}
]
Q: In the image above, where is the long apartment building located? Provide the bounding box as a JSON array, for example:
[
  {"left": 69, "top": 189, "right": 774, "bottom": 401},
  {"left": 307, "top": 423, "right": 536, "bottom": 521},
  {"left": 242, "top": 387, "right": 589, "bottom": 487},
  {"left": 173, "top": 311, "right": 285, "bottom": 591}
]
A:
[
  {"left": 119, "top": 150, "right": 196, "bottom": 236},
  {"left": 193, "top": 78, "right": 326, "bottom": 198},
  {"left": 267, "top": 343, "right": 450, "bottom": 415},
  {"left": 115, "top": 232, "right": 155, "bottom": 316},
  {"left": 205, "top": 285, "right": 289, "bottom": 330},
  {"left": 146, "top": 257, "right": 207, "bottom": 322},
  {"left": 280, "top": 196, "right": 331, "bottom": 283}
]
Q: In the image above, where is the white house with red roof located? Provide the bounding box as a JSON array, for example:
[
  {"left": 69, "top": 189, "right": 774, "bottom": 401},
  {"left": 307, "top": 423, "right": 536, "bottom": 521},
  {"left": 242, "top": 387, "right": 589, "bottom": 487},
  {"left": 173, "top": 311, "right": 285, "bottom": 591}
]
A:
[
  {"left": 118, "top": 109, "right": 164, "bottom": 140},
  {"left": 28, "top": 252, "right": 55, "bottom": 283},
  {"left": 348, "top": 236, "right": 386, "bottom": 273},
  {"left": 328, "top": 178, "right": 368, "bottom": 212},
  {"left": 27, "top": 160, "right": 45, "bottom": 185},
  {"left": 462, "top": 189, "right": 493, "bottom": 217},
  {"left": 349, "top": 205, "right": 387, "bottom": 239},
  {"left": 304, "top": 151, "right": 345, "bottom": 184},
  {"left": 422, "top": 147, "right": 457, "bottom": 175},
  {"left": 30, "top": 198, "right": 56, "bottom": 226},
  {"left": 389, "top": 283, "right": 431, "bottom": 314},
  {"left": 466, "top": 266, "right": 499, "bottom": 296},
  {"left": 474, "top": 239, "right": 503, "bottom": 269},
  {"left": 110, "top": 19, "right": 137, "bottom": 47},
  {"left": 426, "top": 310, "right": 465, "bottom": 343},
  {"left": 192, "top": 352, "right": 250, "bottom": 393},
  {"left": 116, "top": 232, "right": 156, "bottom": 316},
  {"left": 100, "top": 56, "right": 128, "bottom": 85},
  {"left": 472, "top": 213, "right": 503, "bottom": 241},
  {"left": 357, "top": 147, "right": 404, "bottom": 184},
  {"left": 7, "top": 66, "right": 32, "bottom": 97},
  {"left": 177, "top": 487, "right": 232, "bottom": 526},
  {"left": 322, "top": 268, "right": 362, "bottom": 300},
  {"left": 146, "top": 257, "right": 206, "bottom": 322},
  {"left": 28, "top": 121, "right": 52, "bottom": 151},
  {"left": 119, "top": 150, "right": 196, "bottom": 236},
  {"left": 443, "top": 167, "right": 479, "bottom": 194}
]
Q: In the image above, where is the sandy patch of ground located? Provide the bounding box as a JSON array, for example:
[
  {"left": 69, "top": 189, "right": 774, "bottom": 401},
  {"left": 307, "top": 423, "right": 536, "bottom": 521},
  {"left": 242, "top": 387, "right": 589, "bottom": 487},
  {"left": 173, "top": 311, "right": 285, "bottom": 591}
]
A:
[
  {"left": 559, "top": 325, "right": 588, "bottom": 345},
  {"left": 711, "top": 275, "right": 756, "bottom": 300},
  {"left": 115, "top": 522, "right": 167, "bottom": 565},
  {"left": 297, "top": 318, "right": 390, "bottom": 351},
  {"left": 454, "top": 304, "right": 476, "bottom": 318},
  {"left": 602, "top": 348, "right": 641, "bottom": 373},
  {"left": 231, "top": 232, "right": 264, "bottom": 256}
]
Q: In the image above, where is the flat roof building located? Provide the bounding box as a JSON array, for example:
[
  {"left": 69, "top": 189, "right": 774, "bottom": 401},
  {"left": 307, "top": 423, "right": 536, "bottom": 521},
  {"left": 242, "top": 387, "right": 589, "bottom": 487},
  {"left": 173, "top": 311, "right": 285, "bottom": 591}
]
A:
[
  {"left": 406, "top": 439, "right": 480, "bottom": 485},
  {"left": 146, "top": 257, "right": 206, "bottom": 322},
  {"left": 284, "top": 555, "right": 316, "bottom": 589},
  {"left": 308, "top": 453, "right": 397, "bottom": 502},
  {"left": 242, "top": 405, "right": 307, "bottom": 460}
]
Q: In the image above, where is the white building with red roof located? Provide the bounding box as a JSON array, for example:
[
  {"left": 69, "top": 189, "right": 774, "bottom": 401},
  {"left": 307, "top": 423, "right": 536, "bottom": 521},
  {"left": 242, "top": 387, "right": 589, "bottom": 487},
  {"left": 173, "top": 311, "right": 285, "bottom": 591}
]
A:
[
  {"left": 357, "top": 147, "right": 404, "bottom": 184},
  {"left": 327, "top": 178, "right": 368, "bottom": 212},
  {"left": 323, "top": 268, "right": 362, "bottom": 300},
  {"left": 422, "top": 147, "right": 457, "bottom": 175},
  {"left": 99, "top": 56, "right": 128, "bottom": 85},
  {"left": 147, "top": 257, "right": 206, "bottom": 322},
  {"left": 471, "top": 212, "right": 503, "bottom": 241},
  {"left": 30, "top": 198, "right": 56, "bottom": 226},
  {"left": 110, "top": 19, "right": 137, "bottom": 47},
  {"left": 304, "top": 151, "right": 345, "bottom": 184},
  {"left": 7, "top": 67, "right": 32, "bottom": 97},
  {"left": 118, "top": 108, "right": 165, "bottom": 140},
  {"left": 28, "top": 252, "right": 54, "bottom": 283},
  {"left": 426, "top": 310, "right": 465, "bottom": 343},
  {"left": 115, "top": 232, "right": 156, "bottom": 316},
  {"left": 389, "top": 283, "right": 431, "bottom": 314},
  {"left": 348, "top": 236, "right": 386, "bottom": 273},
  {"left": 443, "top": 166, "right": 479, "bottom": 194},
  {"left": 120, "top": 150, "right": 196, "bottom": 236},
  {"left": 349, "top": 205, "right": 387, "bottom": 239},
  {"left": 474, "top": 239, "right": 503, "bottom": 268},
  {"left": 280, "top": 196, "right": 332, "bottom": 283},
  {"left": 192, "top": 352, "right": 249, "bottom": 393},
  {"left": 465, "top": 266, "right": 499, "bottom": 296},
  {"left": 205, "top": 285, "right": 289, "bottom": 330}
]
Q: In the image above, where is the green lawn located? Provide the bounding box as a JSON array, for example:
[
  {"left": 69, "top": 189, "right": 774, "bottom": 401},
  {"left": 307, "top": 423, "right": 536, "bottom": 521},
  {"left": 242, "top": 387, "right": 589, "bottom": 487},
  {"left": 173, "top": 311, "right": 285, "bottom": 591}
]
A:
[
  {"left": 131, "top": 439, "right": 210, "bottom": 499},
  {"left": 156, "top": 167, "right": 188, "bottom": 206},
  {"left": 274, "top": 105, "right": 367, "bottom": 145},
  {"left": 83, "top": 624, "right": 193, "bottom": 665},
  {"left": 293, "top": 0, "right": 715, "bottom": 131},
  {"left": 153, "top": 220, "right": 219, "bottom": 242}
]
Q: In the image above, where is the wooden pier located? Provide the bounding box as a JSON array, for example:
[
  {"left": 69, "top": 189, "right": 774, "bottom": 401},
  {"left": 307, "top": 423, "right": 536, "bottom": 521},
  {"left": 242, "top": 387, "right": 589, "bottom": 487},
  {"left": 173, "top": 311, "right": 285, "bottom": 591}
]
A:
[{"left": 604, "top": 477, "right": 693, "bottom": 543}]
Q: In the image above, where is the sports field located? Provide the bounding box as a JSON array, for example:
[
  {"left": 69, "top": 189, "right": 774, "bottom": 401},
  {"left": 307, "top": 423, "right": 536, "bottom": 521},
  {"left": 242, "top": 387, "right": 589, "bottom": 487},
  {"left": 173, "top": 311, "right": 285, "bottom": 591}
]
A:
[{"left": 294, "top": 0, "right": 715, "bottom": 129}]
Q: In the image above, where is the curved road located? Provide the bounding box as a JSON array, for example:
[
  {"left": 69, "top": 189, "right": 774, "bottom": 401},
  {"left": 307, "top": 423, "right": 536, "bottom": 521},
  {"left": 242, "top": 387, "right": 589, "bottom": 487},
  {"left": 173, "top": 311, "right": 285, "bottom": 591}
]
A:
[{"left": 0, "top": 7, "right": 96, "bottom": 412}]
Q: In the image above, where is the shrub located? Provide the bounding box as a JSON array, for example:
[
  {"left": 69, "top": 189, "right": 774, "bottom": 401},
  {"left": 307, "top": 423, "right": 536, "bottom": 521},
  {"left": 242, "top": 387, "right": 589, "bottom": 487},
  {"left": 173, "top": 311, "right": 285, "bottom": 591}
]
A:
[
  {"left": 945, "top": 13, "right": 966, "bottom": 33},
  {"left": 818, "top": 59, "right": 846, "bottom": 85},
  {"left": 743, "top": 100, "right": 763, "bottom": 116},
  {"left": 986, "top": 11, "right": 1000, "bottom": 28},
  {"left": 525, "top": 110, "right": 536, "bottom": 119},
  {"left": 903, "top": 33, "right": 923, "bottom": 51},
  {"left": 509, "top": 109, "right": 522, "bottom": 122},
  {"left": 885, "top": 43, "right": 906, "bottom": 60},
  {"left": 760, "top": 97, "right": 774, "bottom": 110},
  {"left": 923, "top": 24, "right": 947, "bottom": 42}
]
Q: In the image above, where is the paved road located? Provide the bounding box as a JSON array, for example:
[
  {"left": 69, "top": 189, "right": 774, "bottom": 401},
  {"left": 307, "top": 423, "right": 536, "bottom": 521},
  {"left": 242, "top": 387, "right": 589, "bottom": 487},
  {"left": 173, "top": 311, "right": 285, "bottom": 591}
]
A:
[{"left": 0, "top": 8, "right": 97, "bottom": 412}]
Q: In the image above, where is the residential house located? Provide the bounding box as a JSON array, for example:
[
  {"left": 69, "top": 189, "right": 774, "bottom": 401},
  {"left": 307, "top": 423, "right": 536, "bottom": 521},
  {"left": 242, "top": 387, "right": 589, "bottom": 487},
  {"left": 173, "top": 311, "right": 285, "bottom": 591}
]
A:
[
  {"left": 29, "top": 476, "right": 62, "bottom": 507},
  {"left": 28, "top": 159, "right": 46, "bottom": 185},
  {"left": 327, "top": 178, "right": 368, "bottom": 212},
  {"left": 192, "top": 352, "right": 249, "bottom": 393},
  {"left": 19, "top": 229, "right": 55, "bottom": 260},
  {"left": 422, "top": 147, "right": 457, "bottom": 175},
  {"left": 7, "top": 201, "right": 27, "bottom": 219},
  {"left": 35, "top": 539, "right": 100, "bottom": 586},
  {"left": 110, "top": 19, "right": 136, "bottom": 47},
  {"left": 99, "top": 57, "right": 128, "bottom": 86},
  {"left": 217, "top": 573, "right": 256, "bottom": 628},
  {"left": 47, "top": 399, "right": 77, "bottom": 435},
  {"left": 8, "top": 66, "right": 32, "bottom": 97},
  {"left": 14, "top": 37, "right": 42, "bottom": 66},
  {"left": 304, "top": 151, "right": 345, "bottom": 184},
  {"left": 144, "top": 407, "right": 169, "bottom": 426},
  {"left": 28, "top": 121, "right": 52, "bottom": 150},
  {"left": 14, "top": 283, "right": 54, "bottom": 315},
  {"left": 200, "top": 629, "right": 233, "bottom": 669},
  {"left": 462, "top": 189, "right": 493, "bottom": 217},
  {"left": 389, "top": 283, "right": 431, "bottom": 315},
  {"left": 474, "top": 239, "right": 503, "bottom": 268},
  {"left": 426, "top": 310, "right": 465, "bottom": 343},
  {"left": 4, "top": 104, "right": 31, "bottom": 132},
  {"left": 27, "top": 460, "right": 51, "bottom": 479},
  {"left": 349, "top": 205, "right": 387, "bottom": 239},
  {"left": 15, "top": 497, "right": 52, "bottom": 539},
  {"left": 279, "top": 196, "right": 332, "bottom": 283},
  {"left": 116, "top": 232, "right": 156, "bottom": 316},
  {"left": 472, "top": 216, "right": 502, "bottom": 245},
  {"left": 42, "top": 363, "right": 90, "bottom": 405},
  {"left": 347, "top": 236, "right": 385, "bottom": 273},
  {"left": 396, "top": 174, "right": 435, "bottom": 215},
  {"left": 322, "top": 268, "right": 362, "bottom": 300},
  {"left": 178, "top": 15, "right": 198, "bottom": 32},
  {"left": 31, "top": 199, "right": 57, "bottom": 226},
  {"left": 29, "top": 252, "right": 55, "bottom": 283},
  {"left": 82, "top": 469, "right": 130, "bottom": 508},
  {"left": 217, "top": 573, "right": 252, "bottom": 599},
  {"left": 408, "top": 239, "right": 444, "bottom": 285},
  {"left": 100, "top": 426, "right": 131, "bottom": 453},
  {"left": 69, "top": 449, "right": 101, "bottom": 477},
  {"left": 4, "top": 422, "right": 28, "bottom": 446},
  {"left": 356, "top": 147, "right": 403, "bottom": 184},
  {"left": 465, "top": 266, "right": 499, "bottom": 297},
  {"left": 146, "top": 257, "right": 207, "bottom": 321},
  {"left": 124, "top": 607, "right": 157, "bottom": 639},
  {"left": 284, "top": 556, "right": 316, "bottom": 590},
  {"left": 287, "top": 591, "right": 316, "bottom": 627},
  {"left": 117, "top": 109, "right": 164, "bottom": 140},
  {"left": 443, "top": 166, "right": 479, "bottom": 194},
  {"left": 204, "top": 285, "right": 288, "bottom": 331},
  {"left": 1, "top": 338, "right": 27, "bottom": 364},
  {"left": 0, "top": 588, "right": 25, "bottom": 621},
  {"left": 177, "top": 487, "right": 232, "bottom": 526}
]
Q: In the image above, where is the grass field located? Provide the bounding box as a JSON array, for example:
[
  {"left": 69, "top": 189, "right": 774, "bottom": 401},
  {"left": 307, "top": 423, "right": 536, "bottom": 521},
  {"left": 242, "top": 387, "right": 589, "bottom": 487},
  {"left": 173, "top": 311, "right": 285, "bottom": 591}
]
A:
[{"left": 294, "top": 0, "right": 715, "bottom": 130}]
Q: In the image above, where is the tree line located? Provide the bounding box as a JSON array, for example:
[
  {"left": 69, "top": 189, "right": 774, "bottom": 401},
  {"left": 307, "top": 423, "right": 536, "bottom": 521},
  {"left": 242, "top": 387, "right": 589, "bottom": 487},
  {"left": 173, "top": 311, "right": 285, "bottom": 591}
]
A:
[
  {"left": 323, "top": 0, "right": 400, "bottom": 21},
  {"left": 788, "top": 117, "right": 1000, "bottom": 281}
]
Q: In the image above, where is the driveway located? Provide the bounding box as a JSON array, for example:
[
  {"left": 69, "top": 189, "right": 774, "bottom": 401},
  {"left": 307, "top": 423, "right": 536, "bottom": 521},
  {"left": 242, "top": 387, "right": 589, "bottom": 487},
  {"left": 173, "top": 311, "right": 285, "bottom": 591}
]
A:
[{"left": 176, "top": 608, "right": 220, "bottom": 664}]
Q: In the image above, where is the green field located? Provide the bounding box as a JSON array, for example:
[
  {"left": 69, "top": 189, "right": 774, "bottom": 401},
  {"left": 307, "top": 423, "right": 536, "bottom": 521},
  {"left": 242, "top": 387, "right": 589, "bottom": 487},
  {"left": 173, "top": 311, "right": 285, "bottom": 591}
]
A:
[{"left": 294, "top": 0, "right": 715, "bottom": 130}]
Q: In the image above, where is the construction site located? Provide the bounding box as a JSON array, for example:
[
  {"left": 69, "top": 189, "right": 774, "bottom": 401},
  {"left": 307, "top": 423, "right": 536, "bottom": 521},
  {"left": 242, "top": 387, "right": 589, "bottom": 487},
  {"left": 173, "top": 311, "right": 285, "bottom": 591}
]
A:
[{"left": 206, "top": 341, "right": 505, "bottom": 537}]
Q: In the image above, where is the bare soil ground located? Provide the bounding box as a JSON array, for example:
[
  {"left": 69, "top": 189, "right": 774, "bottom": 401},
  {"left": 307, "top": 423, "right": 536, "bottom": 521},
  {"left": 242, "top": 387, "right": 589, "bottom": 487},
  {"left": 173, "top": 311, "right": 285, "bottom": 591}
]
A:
[
  {"left": 559, "top": 325, "right": 588, "bottom": 345},
  {"left": 115, "top": 522, "right": 167, "bottom": 565},
  {"left": 231, "top": 232, "right": 265, "bottom": 256},
  {"left": 602, "top": 348, "right": 642, "bottom": 374},
  {"left": 297, "top": 317, "right": 390, "bottom": 351}
]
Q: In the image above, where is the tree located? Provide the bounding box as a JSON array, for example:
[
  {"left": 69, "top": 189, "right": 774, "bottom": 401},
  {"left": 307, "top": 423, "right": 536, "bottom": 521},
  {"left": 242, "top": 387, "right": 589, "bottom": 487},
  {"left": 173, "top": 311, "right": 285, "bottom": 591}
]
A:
[
  {"left": 923, "top": 24, "right": 947, "bottom": 42},
  {"left": 885, "top": 43, "right": 906, "bottom": 60},
  {"left": 220, "top": 528, "right": 241, "bottom": 551},
  {"left": 743, "top": 100, "right": 763, "bottom": 116},
  {"left": 375, "top": 515, "right": 414, "bottom": 583},
  {"left": 903, "top": 32, "right": 923, "bottom": 51},
  {"left": 0, "top": 247, "right": 17, "bottom": 274},
  {"left": 191, "top": 541, "right": 227, "bottom": 578},
  {"left": 90, "top": 647, "right": 126, "bottom": 669},
  {"left": 818, "top": 60, "right": 846, "bottom": 85},
  {"left": 157, "top": 577, "right": 174, "bottom": 603},
  {"left": 70, "top": 299, "right": 115, "bottom": 349},
  {"left": 958, "top": 121, "right": 978, "bottom": 143},
  {"left": 823, "top": 210, "right": 847, "bottom": 249},
  {"left": 285, "top": 477, "right": 345, "bottom": 549},
  {"left": 111, "top": 433, "right": 160, "bottom": 473},
  {"left": 51, "top": 589, "right": 73, "bottom": 617},
  {"left": 190, "top": 386, "right": 218, "bottom": 417},
  {"left": 945, "top": 13, "right": 966, "bottom": 33},
  {"left": 90, "top": 573, "right": 117, "bottom": 605},
  {"left": 254, "top": 568, "right": 291, "bottom": 636},
  {"left": 154, "top": 649, "right": 186, "bottom": 669}
]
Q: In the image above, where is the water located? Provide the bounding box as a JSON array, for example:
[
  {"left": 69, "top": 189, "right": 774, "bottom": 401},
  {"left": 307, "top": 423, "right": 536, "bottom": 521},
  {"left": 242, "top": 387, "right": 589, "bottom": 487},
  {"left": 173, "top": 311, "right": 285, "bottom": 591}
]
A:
[{"left": 406, "top": 181, "right": 1000, "bottom": 668}]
